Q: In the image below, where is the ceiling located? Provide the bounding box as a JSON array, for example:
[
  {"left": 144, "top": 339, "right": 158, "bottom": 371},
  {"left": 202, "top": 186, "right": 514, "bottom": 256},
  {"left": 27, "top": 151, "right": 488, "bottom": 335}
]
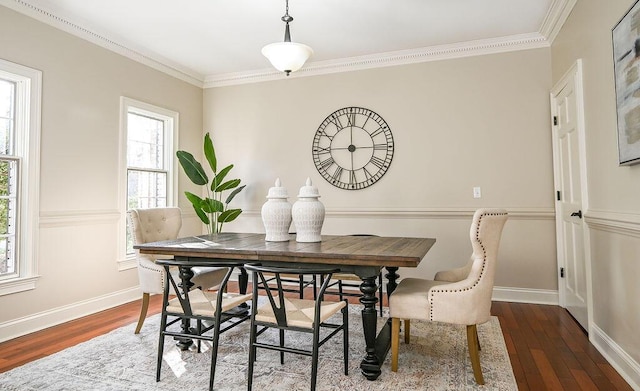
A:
[{"left": 4, "top": 0, "right": 574, "bottom": 86}]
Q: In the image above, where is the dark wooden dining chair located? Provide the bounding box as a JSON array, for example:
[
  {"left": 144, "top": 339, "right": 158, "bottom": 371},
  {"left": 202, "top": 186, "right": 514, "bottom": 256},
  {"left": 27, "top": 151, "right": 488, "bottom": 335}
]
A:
[
  {"left": 245, "top": 264, "right": 349, "bottom": 391},
  {"left": 258, "top": 272, "right": 317, "bottom": 299},
  {"left": 155, "top": 259, "right": 252, "bottom": 391}
]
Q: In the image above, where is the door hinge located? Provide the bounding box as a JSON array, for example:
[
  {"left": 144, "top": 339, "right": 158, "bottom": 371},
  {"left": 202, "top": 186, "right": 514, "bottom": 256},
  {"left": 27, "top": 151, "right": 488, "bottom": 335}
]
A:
[
  {"left": 553, "top": 116, "right": 558, "bottom": 126},
  {"left": 557, "top": 191, "right": 561, "bottom": 201},
  {"left": 560, "top": 267, "right": 565, "bottom": 278}
]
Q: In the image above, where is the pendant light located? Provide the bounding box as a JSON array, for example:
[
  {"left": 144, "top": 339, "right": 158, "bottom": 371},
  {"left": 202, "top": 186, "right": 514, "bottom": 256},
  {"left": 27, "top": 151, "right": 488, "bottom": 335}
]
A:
[{"left": 262, "top": 0, "right": 313, "bottom": 76}]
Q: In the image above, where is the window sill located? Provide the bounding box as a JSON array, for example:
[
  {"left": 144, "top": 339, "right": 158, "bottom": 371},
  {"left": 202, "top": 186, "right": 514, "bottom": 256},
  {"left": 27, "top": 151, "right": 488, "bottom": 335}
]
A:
[
  {"left": 0, "top": 275, "right": 40, "bottom": 296},
  {"left": 118, "top": 256, "right": 137, "bottom": 271}
]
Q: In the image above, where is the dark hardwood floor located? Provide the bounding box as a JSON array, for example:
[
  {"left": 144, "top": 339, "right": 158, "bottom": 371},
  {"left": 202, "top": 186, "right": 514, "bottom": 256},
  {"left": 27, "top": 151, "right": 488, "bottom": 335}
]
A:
[{"left": 0, "top": 284, "right": 633, "bottom": 390}]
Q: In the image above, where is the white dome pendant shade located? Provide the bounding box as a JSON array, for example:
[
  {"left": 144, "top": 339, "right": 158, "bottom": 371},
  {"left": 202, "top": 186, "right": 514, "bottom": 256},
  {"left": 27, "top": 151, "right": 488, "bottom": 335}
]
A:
[
  {"left": 262, "top": 0, "right": 313, "bottom": 76},
  {"left": 262, "top": 42, "right": 313, "bottom": 75}
]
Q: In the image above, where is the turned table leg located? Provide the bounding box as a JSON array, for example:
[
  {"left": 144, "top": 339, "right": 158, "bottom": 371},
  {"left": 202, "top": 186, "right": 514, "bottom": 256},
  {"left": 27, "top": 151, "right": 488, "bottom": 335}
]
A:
[
  {"left": 176, "top": 266, "right": 195, "bottom": 351},
  {"left": 357, "top": 266, "right": 401, "bottom": 380},
  {"left": 385, "top": 266, "right": 399, "bottom": 297},
  {"left": 359, "top": 275, "right": 381, "bottom": 380}
]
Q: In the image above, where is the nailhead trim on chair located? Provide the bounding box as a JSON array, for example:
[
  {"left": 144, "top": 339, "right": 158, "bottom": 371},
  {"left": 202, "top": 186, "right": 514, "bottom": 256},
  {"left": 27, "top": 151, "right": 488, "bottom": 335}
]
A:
[
  {"left": 137, "top": 259, "right": 167, "bottom": 290},
  {"left": 427, "top": 210, "right": 507, "bottom": 321}
]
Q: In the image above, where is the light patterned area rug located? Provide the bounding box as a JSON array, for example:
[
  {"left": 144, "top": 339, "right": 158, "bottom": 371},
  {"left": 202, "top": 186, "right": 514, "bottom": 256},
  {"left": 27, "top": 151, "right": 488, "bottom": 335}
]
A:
[{"left": 0, "top": 305, "right": 516, "bottom": 390}]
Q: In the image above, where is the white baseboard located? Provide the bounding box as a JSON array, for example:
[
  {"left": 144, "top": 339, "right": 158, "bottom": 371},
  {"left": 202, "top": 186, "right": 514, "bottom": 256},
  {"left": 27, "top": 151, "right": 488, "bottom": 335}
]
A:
[
  {"left": 230, "top": 273, "right": 559, "bottom": 305},
  {"left": 0, "top": 287, "right": 140, "bottom": 343},
  {"left": 492, "top": 286, "right": 559, "bottom": 305},
  {"left": 591, "top": 324, "right": 640, "bottom": 391}
]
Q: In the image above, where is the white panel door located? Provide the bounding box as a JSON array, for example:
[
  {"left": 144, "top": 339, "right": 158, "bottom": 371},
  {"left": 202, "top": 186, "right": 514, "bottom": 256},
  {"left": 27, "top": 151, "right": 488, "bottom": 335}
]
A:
[{"left": 551, "top": 60, "right": 589, "bottom": 331}]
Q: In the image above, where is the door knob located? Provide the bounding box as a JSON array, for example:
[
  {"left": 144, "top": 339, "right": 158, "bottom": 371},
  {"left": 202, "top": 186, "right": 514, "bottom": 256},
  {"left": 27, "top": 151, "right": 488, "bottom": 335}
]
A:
[{"left": 570, "top": 210, "right": 582, "bottom": 218}]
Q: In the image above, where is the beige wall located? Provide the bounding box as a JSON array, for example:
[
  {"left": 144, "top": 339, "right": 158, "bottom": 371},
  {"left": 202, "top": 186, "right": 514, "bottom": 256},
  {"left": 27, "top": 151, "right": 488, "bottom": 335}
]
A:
[
  {"left": 1, "top": 0, "right": 638, "bottom": 386},
  {"left": 0, "top": 0, "right": 640, "bottom": 387},
  {"left": 204, "top": 48, "right": 558, "bottom": 297},
  {"left": 552, "top": 0, "right": 640, "bottom": 387},
  {"left": 0, "top": 6, "right": 203, "bottom": 337}
]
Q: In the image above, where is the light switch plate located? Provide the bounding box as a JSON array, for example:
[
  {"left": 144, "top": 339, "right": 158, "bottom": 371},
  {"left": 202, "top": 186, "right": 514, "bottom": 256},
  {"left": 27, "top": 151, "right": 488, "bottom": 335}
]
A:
[{"left": 473, "top": 187, "right": 481, "bottom": 198}]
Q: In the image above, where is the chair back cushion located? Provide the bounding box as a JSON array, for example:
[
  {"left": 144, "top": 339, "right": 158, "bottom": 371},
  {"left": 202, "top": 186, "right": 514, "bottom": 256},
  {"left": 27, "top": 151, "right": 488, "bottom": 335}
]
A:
[
  {"left": 127, "top": 207, "right": 182, "bottom": 294},
  {"left": 128, "top": 207, "right": 182, "bottom": 245}
]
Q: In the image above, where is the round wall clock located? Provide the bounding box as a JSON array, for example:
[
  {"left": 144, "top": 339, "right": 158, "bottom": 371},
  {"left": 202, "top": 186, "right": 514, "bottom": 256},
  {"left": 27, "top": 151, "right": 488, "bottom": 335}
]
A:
[{"left": 312, "top": 107, "right": 394, "bottom": 190}]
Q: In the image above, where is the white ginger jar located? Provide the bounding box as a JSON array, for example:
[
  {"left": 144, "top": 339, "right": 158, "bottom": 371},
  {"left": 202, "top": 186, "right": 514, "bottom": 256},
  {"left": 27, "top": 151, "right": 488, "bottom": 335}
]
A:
[
  {"left": 261, "top": 178, "right": 292, "bottom": 242},
  {"left": 292, "top": 177, "right": 325, "bottom": 243}
]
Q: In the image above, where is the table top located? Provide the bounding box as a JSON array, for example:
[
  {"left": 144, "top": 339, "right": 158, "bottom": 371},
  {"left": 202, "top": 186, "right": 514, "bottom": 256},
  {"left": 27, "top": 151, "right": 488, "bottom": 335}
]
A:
[{"left": 135, "top": 232, "right": 435, "bottom": 268}]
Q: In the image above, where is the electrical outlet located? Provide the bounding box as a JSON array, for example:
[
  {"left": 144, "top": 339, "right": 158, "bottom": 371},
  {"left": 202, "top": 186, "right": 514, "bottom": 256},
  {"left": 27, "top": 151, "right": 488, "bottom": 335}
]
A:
[{"left": 473, "top": 187, "right": 481, "bottom": 198}]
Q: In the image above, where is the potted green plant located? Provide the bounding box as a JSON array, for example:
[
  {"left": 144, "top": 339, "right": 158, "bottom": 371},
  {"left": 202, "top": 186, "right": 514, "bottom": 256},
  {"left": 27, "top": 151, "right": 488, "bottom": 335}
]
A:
[{"left": 176, "top": 132, "right": 245, "bottom": 234}]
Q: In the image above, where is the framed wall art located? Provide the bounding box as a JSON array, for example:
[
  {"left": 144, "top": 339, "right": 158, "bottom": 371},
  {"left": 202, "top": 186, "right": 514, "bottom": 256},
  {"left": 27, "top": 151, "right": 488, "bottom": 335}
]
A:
[{"left": 613, "top": 0, "right": 640, "bottom": 165}]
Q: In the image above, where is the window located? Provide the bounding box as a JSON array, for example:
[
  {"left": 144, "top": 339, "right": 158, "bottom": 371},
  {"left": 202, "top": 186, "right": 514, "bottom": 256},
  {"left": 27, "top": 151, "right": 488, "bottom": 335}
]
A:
[
  {"left": 0, "top": 79, "right": 17, "bottom": 278},
  {"left": 0, "top": 59, "right": 42, "bottom": 295},
  {"left": 127, "top": 112, "right": 168, "bottom": 210},
  {"left": 120, "top": 98, "right": 177, "bottom": 263}
]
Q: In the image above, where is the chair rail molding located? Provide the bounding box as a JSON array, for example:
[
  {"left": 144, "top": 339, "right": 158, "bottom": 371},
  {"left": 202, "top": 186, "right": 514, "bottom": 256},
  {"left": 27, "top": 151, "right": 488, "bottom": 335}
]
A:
[
  {"left": 585, "top": 209, "right": 640, "bottom": 238},
  {"left": 240, "top": 207, "right": 554, "bottom": 220},
  {"left": 39, "top": 209, "right": 121, "bottom": 228}
]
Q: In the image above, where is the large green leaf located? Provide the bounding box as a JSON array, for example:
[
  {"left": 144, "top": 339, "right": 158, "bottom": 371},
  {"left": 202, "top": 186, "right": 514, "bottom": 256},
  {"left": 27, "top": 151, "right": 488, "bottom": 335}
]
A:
[
  {"left": 204, "top": 133, "right": 217, "bottom": 173},
  {"left": 215, "top": 179, "right": 241, "bottom": 192},
  {"left": 185, "top": 192, "right": 210, "bottom": 225},
  {"left": 225, "top": 184, "right": 246, "bottom": 204},
  {"left": 201, "top": 198, "right": 224, "bottom": 213},
  {"left": 212, "top": 164, "right": 233, "bottom": 190},
  {"left": 184, "top": 191, "right": 204, "bottom": 207},
  {"left": 176, "top": 151, "right": 208, "bottom": 186},
  {"left": 219, "top": 208, "right": 242, "bottom": 223},
  {"left": 193, "top": 205, "right": 210, "bottom": 225}
]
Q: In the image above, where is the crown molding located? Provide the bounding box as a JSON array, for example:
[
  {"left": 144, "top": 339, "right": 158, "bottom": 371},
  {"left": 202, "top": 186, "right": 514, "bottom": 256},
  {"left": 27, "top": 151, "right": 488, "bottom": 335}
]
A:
[
  {"left": 204, "top": 32, "right": 550, "bottom": 88},
  {"left": 4, "top": 0, "right": 571, "bottom": 89},
  {"left": 0, "top": 0, "right": 206, "bottom": 87},
  {"left": 539, "top": 0, "right": 578, "bottom": 44}
]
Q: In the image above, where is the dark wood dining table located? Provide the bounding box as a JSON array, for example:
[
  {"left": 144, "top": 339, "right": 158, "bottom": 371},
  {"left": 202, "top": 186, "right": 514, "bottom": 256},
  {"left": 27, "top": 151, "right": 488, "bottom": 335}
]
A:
[{"left": 135, "top": 232, "right": 435, "bottom": 381}]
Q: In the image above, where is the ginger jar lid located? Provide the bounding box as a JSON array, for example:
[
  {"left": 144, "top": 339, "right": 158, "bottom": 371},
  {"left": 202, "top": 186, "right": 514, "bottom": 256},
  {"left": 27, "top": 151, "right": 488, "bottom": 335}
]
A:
[
  {"left": 297, "top": 177, "right": 321, "bottom": 198},
  {"left": 266, "top": 178, "right": 289, "bottom": 199}
]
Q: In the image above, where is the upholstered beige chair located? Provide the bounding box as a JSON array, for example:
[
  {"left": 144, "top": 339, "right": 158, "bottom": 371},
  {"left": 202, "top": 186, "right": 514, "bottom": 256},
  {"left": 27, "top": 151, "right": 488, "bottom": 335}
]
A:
[
  {"left": 127, "top": 207, "right": 228, "bottom": 334},
  {"left": 389, "top": 208, "right": 508, "bottom": 385}
]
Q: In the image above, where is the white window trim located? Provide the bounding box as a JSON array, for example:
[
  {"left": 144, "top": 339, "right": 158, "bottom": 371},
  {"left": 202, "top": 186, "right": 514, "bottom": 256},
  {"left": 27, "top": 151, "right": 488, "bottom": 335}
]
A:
[
  {"left": 118, "top": 97, "right": 178, "bottom": 270},
  {"left": 0, "top": 59, "right": 42, "bottom": 296}
]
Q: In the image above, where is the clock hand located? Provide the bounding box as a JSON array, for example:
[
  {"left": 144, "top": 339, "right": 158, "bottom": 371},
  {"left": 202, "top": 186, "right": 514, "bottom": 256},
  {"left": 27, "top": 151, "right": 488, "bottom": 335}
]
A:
[{"left": 350, "top": 150, "right": 354, "bottom": 171}]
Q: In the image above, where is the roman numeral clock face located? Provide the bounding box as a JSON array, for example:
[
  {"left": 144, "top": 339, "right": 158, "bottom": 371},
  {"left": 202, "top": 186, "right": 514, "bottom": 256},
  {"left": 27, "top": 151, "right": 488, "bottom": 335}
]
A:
[{"left": 312, "top": 107, "right": 394, "bottom": 190}]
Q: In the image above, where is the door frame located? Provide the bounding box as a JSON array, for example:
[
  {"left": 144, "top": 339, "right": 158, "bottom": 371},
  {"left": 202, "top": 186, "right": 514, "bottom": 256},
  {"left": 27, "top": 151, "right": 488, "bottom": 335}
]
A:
[{"left": 550, "top": 59, "right": 593, "bottom": 333}]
